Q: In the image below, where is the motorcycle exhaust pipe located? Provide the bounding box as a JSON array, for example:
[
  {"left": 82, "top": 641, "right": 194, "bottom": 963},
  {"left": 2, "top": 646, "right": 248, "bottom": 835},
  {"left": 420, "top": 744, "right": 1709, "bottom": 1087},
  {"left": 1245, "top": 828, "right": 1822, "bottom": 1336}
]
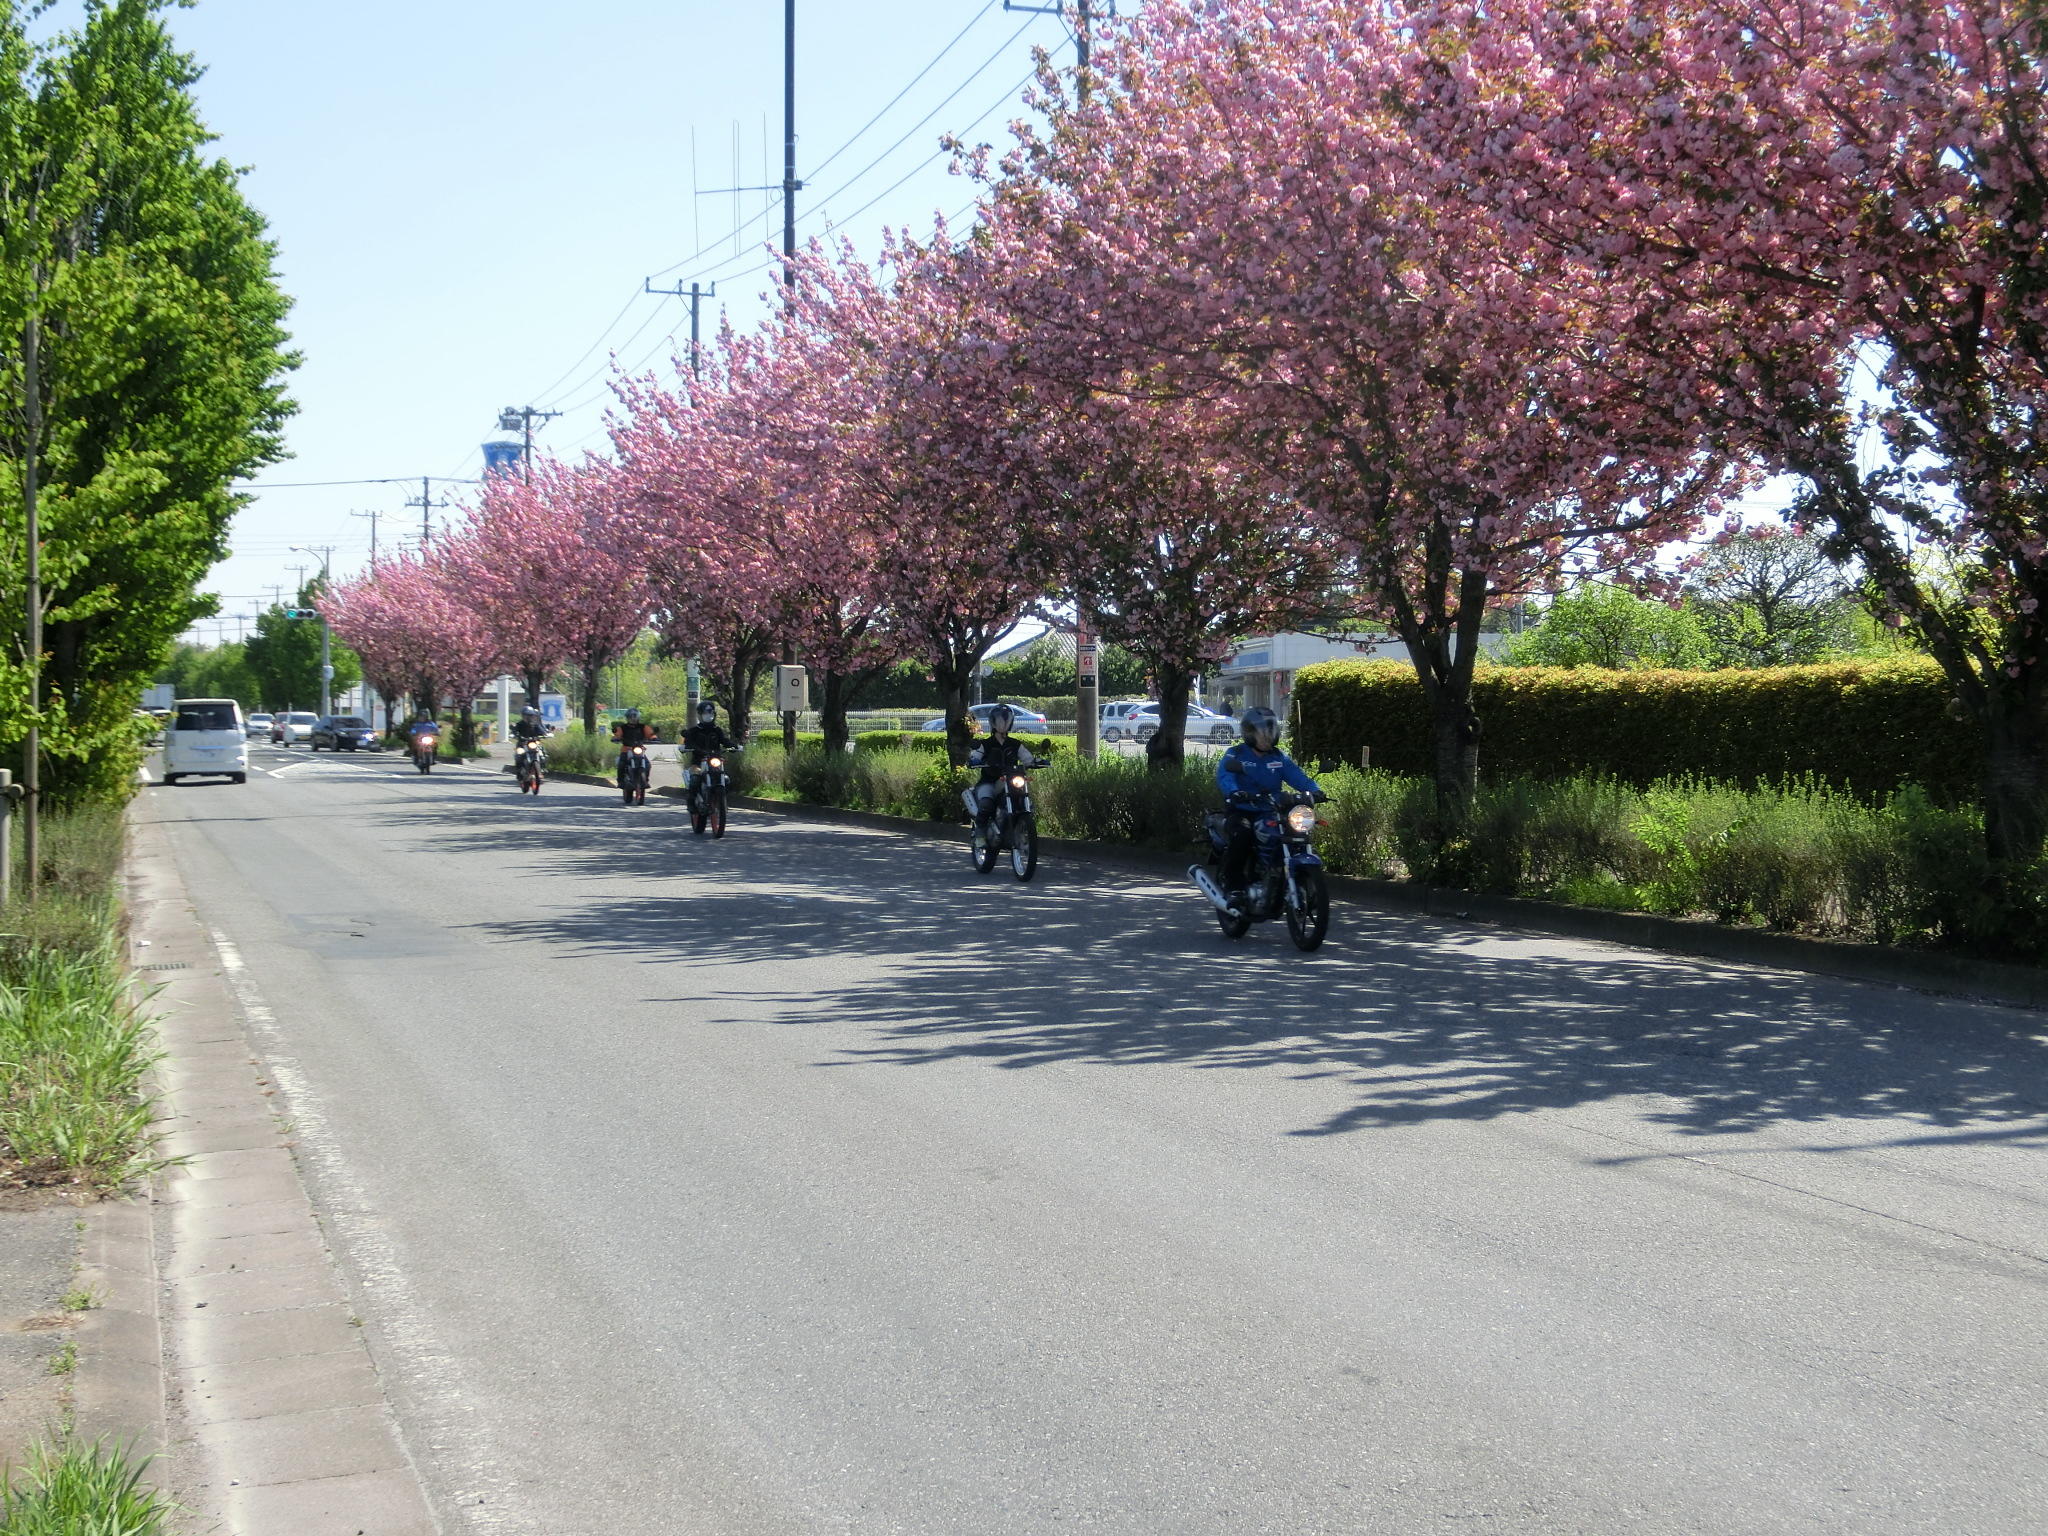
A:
[{"left": 1189, "top": 865, "right": 1235, "bottom": 915}]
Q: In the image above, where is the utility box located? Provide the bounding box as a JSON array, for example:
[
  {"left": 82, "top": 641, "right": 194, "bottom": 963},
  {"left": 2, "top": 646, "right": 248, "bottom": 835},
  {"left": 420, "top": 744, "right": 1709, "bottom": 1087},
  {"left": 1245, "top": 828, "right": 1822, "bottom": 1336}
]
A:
[{"left": 774, "top": 665, "right": 808, "bottom": 715}]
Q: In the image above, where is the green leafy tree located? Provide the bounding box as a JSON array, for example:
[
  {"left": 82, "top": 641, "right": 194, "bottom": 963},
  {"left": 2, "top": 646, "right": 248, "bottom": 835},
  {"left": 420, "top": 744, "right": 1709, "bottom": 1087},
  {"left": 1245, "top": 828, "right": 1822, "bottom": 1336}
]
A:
[
  {"left": 243, "top": 591, "right": 358, "bottom": 714},
  {"left": 986, "top": 636, "right": 1148, "bottom": 699},
  {"left": 1502, "top": 585, "right": 1714, "bottom": 670},
  {"left": 181, "top": 638, "right": 257, "bottom": 707},
  {"left": 0, "top": 0, "right": 295, "bottom": 803},
  {"left": 1685, "top": 529, "right": 1863, "bottom": 667}
]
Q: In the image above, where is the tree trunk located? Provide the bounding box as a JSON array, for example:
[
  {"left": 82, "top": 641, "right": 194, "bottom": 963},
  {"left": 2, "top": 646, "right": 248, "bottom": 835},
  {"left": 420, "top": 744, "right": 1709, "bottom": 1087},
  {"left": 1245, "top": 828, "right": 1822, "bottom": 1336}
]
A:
[
  {"left": 579, "top": 660, "right": 601, "bottom": 738},
  {"left": 934, "top": 657, "right": 976, "bottom": 767},
  {"left": 821, "top": 670, "right": 854, "bottom": 755},
  {"left": 521, "top": 668, "right": 546, "bottom": 715},
  {"left": 456, "top": 700, "right": 476, "bottom": 754},
  {"left": 1979, "top": 679, "right": 2048, "bottom": 868},
  {"left": 1144, "top": 662, "right": 1193, "bottom": 770},
  {"left": 1429, "top": 692, "right": 1482, "bottom": 825}
]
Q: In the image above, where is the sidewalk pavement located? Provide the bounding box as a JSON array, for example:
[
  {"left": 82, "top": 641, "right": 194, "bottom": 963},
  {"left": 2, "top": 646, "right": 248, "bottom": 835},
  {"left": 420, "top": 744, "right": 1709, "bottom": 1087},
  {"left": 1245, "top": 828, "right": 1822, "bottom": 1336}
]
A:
[{"left": 93, "top": 813, "right": 440, "bottom": 1534}]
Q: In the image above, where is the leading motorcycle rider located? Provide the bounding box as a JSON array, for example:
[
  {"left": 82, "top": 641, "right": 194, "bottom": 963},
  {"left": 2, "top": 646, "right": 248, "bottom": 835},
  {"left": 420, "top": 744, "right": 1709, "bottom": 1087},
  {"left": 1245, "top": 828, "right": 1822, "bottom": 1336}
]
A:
[
  {"left": 609, "top": 707, "right": 659, "bottom": 785},
  {"left": 1215, "top": 705, "right": 1322, "bottom": 916},
  {"left": 967, "top": 704, "right": 1038, "bottom": 830},
  {"left": 682, "top": 702, "right": 739, "bottom": 801},
  {"left": 511, "top": 705, "right": 550, "bottom": 749}
]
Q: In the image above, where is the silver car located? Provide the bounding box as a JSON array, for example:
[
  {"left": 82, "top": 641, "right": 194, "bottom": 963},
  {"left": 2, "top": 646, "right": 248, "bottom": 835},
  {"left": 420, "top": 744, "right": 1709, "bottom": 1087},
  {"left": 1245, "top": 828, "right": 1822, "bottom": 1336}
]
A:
[{"left": 1098, "top": 700, "right": 1151, "bottom": 743}]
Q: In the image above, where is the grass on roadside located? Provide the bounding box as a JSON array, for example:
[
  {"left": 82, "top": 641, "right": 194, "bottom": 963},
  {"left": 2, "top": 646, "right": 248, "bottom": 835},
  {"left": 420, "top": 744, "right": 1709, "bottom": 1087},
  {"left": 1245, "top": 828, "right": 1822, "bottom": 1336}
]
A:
[
  {"left": 0, "top": 1437, "right": 173, "bottom": 1536},
  {"left": 0, "top": 810, "right": 161, "bottom": 1194}
]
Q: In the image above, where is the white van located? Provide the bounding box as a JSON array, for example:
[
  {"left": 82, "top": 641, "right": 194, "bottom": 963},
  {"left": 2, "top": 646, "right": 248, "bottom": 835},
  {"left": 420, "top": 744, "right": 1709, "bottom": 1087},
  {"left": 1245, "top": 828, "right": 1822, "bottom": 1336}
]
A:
[{"left": 162, "top": 698, "right": 248, "bottom": 785}]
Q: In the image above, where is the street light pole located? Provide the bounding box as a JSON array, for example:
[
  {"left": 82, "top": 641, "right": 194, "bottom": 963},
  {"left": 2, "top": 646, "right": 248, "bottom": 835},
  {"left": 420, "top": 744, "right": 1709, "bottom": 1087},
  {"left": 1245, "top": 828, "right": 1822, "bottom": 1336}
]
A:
[{"left": 290, "top": 545, "right": 335, "bottom": 717}]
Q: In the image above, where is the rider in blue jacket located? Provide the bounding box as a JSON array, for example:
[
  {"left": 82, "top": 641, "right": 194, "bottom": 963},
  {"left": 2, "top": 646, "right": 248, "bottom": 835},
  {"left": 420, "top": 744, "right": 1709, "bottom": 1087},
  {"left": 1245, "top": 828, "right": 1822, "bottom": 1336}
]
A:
[{"left": 1215, "top": 705, "right": 1321, "bottom": 911}]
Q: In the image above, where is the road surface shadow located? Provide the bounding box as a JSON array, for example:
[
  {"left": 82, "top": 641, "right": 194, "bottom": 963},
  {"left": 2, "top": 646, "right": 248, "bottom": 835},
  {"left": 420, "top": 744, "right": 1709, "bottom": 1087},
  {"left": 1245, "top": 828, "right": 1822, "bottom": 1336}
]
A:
[{"left": 382, "top": 785, "right": 2048, "bottom": 1145}]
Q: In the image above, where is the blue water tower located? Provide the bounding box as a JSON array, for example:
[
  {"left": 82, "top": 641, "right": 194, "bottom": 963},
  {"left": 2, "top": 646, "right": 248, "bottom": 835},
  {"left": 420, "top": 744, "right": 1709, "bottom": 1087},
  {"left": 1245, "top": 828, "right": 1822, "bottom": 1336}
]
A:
[{"left": 481, "top": 440, "right": 525, "bottom": 478}]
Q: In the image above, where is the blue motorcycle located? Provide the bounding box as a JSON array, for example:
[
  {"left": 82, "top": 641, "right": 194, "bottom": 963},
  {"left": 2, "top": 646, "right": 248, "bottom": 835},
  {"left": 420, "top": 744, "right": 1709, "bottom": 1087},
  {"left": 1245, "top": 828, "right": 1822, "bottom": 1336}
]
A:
[{"left": 1189, "top": 790, "right": 1330, "bottom": 950}]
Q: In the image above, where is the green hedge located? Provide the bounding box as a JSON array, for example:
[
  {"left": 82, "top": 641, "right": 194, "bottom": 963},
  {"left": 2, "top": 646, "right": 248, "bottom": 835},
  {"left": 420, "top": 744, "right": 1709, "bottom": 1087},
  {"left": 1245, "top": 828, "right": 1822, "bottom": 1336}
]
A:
[{"left": 1290, "top": 658, "right": 1975, "bottom": 802}]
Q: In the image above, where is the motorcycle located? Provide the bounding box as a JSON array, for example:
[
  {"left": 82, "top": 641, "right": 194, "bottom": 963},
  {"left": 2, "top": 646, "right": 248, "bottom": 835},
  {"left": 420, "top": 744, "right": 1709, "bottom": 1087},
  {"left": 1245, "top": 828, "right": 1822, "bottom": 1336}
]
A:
[
  {"left": 619, "top": 743, "right": 651, "bottom": 806},
  {"left": 411, "top": 732, "right": 439, "bottom": 774},
  {"left": 963, "top": 768, "right": 1039, "bottom": 881},
  {"left": 1189, "top": 791, "right": 1330, "bottom": 951},
  {"left": 513, "top": 739, "right": 547, "bottom": 794},
  {"left": 688, "top": 752, "right": 734, "bottom": 837}
]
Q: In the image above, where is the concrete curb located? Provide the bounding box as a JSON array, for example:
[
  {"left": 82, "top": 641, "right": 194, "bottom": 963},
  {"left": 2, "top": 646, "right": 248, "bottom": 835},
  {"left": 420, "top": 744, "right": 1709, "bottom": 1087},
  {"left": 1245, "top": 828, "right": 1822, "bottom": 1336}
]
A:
[
  {"left": 124, "top": 811, "right": 441, "bottom": 1534},
  {"left": 70, "top": 1194, "right": 166, "bottom": 1467},
  {"left": 723, "top": 795, "right": 2048, "bottom": 1014}
]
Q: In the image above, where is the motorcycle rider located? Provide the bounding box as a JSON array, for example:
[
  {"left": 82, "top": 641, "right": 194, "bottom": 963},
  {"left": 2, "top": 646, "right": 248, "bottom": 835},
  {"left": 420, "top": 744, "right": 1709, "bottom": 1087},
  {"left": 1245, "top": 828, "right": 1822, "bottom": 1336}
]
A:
[
  {"left": 511, "top": 705, "right": 549, "bottom": 766},
  {"left": 404, "top": 714, "right": 440, "bottom": 758},
  {"left": 511, "top": 705, "right": 550, "bottom": 747},
  {"left": 1215, "top": 705, "right": 1322, "bottom": 916},
  {"left": 609, "top": 707, "right": 659, "bottom": 787},
  {"left": 682, "top": 702, "right": 738, "bottom": 803},
  {"left": 967, "top": 704, "right": 1038, "bottom": 832}
]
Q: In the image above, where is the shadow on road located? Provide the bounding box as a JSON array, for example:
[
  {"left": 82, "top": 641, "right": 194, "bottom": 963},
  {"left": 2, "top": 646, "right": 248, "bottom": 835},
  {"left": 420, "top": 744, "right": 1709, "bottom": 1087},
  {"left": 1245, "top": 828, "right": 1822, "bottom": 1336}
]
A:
[{"left": 374, "top": 779, "right": 2048, "bottom": 1146}]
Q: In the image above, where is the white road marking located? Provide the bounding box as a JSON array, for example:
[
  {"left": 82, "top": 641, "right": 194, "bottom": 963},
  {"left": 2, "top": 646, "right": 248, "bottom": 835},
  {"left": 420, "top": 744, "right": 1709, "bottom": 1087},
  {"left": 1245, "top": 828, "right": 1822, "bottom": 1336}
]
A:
[{"left": 207, "top": 928, "right": 520, "bottom": 1529}]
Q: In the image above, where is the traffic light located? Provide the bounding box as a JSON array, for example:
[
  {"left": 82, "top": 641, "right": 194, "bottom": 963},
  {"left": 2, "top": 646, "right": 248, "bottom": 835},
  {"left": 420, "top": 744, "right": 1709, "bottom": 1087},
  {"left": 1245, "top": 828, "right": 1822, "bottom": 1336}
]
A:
[{"left": 283, "top": 606, "right": 319, "bottom": 620}]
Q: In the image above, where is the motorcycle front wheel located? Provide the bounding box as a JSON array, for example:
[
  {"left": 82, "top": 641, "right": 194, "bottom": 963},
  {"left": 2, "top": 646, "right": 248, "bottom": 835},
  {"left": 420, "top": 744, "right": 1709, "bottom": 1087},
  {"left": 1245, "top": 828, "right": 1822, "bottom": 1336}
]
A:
[
  {"left": 1286, "top": 868, "right": 1330, "bottom": 952},
  {"left": 711, "top": 790, "right": 727, "bottom": 839},
  {"left": 416, "top": 758, "right": 432, "bottom": 775},
  {"left": 1010, "top": 816, "right": 1038, "bottom": 881}
]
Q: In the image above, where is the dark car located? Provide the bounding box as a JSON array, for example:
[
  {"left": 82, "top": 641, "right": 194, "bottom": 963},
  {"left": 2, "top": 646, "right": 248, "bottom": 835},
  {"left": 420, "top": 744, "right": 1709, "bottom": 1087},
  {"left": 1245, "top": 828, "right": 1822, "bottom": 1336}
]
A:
[{"left": 310, "top": 715, "right": 378, "bottom": 752}]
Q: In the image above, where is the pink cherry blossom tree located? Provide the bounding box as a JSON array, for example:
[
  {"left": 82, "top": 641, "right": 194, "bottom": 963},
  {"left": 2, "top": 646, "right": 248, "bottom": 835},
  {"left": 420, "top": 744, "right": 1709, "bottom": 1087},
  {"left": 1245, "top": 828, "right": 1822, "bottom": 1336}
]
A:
[
  {"left": 785, "top": 233, "right": 1052, "bottom": 764},
  {"left": 979, "top": 0, "right": 1732, "bottom": 806},
  {"left": 1429, "top": 0, "right": 2048, "bottom": 860},
  {"left": 451, "top": 456, "right": 652, "bottom": 738},
  {"left": 325, "top": 545, "right": 503, "bottom": 747}
]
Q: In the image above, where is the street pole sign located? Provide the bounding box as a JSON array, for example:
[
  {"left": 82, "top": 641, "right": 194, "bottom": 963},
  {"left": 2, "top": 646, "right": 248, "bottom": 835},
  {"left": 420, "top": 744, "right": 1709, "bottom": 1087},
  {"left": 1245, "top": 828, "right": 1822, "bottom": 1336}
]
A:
[{"left": 1076, "top": 626, "right": 1100, "bottom": 761}]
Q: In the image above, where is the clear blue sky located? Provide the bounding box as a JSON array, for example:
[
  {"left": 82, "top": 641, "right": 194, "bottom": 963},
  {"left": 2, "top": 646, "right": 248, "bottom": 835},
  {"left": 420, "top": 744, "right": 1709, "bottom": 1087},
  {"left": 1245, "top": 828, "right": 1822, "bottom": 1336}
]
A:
[{"left": 146, "top": 0, "right": 1078, "bottom": 641}]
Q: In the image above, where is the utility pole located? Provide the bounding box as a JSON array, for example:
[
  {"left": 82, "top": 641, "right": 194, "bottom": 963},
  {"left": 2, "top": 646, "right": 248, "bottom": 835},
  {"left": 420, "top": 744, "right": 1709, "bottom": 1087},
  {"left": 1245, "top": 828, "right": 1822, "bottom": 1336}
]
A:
[
  {"left": 350, "top": 507, "right": 381, "bottom": 565},
  {"left": 406, "top": 477, "right": 449, "bottom": 546},
  {"left": 781, "top": 0, "right": 802, "bottom": 753},
  {"left": 1008, "top": 1, "right": 1105, "bottom": 754},
  {"left": 21, "top": 301, "right": 42, "bottom": 897},
  {"left": 700, "top": 4, "right": 807, "bottom": 750},
  {"left": 643, "top": 278, "right": 718, "bottom": 380},
  {"left": 496, "top": 406, "right": 563, "bottom": 482}
]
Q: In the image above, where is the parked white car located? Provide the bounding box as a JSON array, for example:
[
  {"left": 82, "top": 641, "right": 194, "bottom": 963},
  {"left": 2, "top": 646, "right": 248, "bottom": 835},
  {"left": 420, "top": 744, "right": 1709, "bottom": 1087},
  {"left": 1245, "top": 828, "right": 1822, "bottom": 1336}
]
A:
[
  {"left": 161, "top": 698, "right": 247, "bottom": 785},
  {"left": 1098, "top": 700, "right": 1151, "bottom": 743},
  {"left": 1133, "top": 703, "right": 1238, "bottom": 744},
  {"left": 270, "top": 711, "right": 320, "bottom": 747}
]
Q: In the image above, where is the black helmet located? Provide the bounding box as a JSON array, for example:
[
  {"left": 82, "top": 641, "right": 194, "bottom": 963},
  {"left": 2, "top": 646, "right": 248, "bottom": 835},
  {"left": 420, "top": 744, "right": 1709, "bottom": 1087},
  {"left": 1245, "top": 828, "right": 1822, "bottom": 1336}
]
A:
[
  {"left": 696, "top": 702, "right": 717, "bottom": 723},
  {"left": 624, "top": 707, "right": 641, "bottom": 722},
  {"left": 1239, "top": 705, "right": 1281, "bottom": 750},
  {"left": 522, "top": 705, "right": 540, "bottom": 720},
  {"left": 987, "top": 704, "right": 1015, "bottom": 735}
]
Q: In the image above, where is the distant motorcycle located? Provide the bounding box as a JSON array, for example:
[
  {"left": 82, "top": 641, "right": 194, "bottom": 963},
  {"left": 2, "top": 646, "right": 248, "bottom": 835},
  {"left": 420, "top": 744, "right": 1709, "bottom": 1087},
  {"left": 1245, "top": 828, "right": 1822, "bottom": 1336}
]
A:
[
  {"left": 619, "top": 744, "right": 651, "bottom": 806},
  {"left": 411, "top": 732, "right": 439, "bottom": 775},
  {"left": 1189, "top": 790, "right": 1330, "bottom": 950},
  {"left": 964, "top": 767, "right": 1038, "bottom": 881},
  {"left": 514, "top": 740, "right": 547, "bottom": 794},
  {"left": 688, "top": 752, "right": 733, "bottom": 837}
]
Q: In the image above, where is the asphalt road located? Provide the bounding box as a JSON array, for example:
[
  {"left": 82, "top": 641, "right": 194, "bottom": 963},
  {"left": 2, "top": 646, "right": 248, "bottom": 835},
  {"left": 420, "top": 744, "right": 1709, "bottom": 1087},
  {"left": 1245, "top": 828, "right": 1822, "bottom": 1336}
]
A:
[{"left": 142, "top": 745, "right": 2048, "bottom": 1535}]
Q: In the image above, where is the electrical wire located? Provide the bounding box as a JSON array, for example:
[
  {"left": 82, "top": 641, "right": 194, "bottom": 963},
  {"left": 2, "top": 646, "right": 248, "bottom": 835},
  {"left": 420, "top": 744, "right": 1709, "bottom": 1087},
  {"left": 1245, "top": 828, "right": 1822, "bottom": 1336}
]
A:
[
  {"left": 806, "top": 0, "right": 1001, "bottom": 182},
  {"left": 554, "top": 1, "right": 1031, "bottom": 378}
]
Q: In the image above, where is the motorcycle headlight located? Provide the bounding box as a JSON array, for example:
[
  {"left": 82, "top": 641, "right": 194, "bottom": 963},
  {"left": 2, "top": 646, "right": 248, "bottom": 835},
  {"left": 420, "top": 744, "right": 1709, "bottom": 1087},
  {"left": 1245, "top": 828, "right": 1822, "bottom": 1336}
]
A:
[
  {"left": 1009, "top": 775, "right": 1027, "bottom": 789},
  {"left": 1286, "top": 804, "right": 1318, "bottom": 835},
  {"left": 708, "top": 756, "right": 723, "bottom": 769},
  {"left": 420, "top": 736, "right": 437, "bottom": 747}
]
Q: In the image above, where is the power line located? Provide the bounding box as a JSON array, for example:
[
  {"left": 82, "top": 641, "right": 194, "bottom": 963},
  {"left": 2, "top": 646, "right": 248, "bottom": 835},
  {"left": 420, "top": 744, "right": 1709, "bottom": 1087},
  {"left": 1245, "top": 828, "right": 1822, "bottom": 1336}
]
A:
[
  {"left": 535, "top": 1, "right": 1035, "bottom": 397},
  {"left": 808, "top": 0, "right": 1002, "bottom": 182}
]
